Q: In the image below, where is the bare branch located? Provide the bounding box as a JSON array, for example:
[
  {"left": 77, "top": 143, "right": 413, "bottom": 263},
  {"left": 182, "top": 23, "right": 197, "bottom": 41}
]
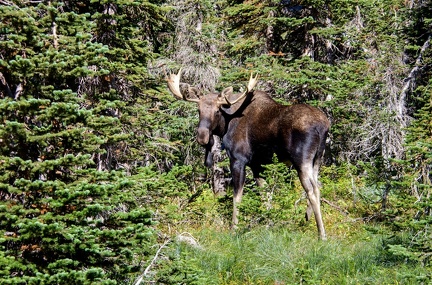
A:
[
  {"left": 52, "top": 21, "right": 58, "bottom": 49},
  {"left": 0, "top": 0, "right": 18, "bottom": 7},
  {"left": 341, "top": 33, "right": 431, "bottom": 163},
  {"left": 48, "top": 1, "right": 59, "bottom": 48},
  {"left": 14, "top": 83, "right": 23, "bottom": 100},
  {"left": 400, "top": 34, "right": 431, "bottom": 106},
  {"left": 133, "top": 238, "right": 171, "bottom": 285},
  {"left": 322, "top": 198, "right": 350, "bottom": 216}
]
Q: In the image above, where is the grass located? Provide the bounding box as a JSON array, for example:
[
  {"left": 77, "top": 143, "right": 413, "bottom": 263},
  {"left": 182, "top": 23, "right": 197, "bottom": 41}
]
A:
[
  {"left": 144, "top": 164, "right": 430, "bottom": 284},
  {"left": 163, "top": 226, "right": 430, "bottom": 285}
]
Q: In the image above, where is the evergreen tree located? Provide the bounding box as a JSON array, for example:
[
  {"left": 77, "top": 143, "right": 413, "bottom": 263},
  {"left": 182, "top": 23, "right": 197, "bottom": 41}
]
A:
[
  {"left": 386, "top": 0, "right": 432, "bottom": 266},
  {"left": 0, "top": 1, "right": 166, "bottom": 283}
]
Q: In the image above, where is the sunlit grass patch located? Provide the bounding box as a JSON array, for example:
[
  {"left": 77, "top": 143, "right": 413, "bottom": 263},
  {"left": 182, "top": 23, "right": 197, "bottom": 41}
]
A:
[{"left": 164, "top": 226, "right": 429, "bottom": 285}]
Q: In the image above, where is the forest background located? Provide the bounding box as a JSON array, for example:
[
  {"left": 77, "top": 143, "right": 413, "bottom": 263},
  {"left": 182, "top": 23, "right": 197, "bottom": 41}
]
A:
[{"left": 0, "top": 0, "right": 431, "bottom": 284}]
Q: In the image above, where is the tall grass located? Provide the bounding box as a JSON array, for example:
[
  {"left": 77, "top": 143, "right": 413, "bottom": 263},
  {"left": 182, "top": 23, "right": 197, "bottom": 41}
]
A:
[{"left": 164, "top": 226, "right": 429, "bottom": 285}]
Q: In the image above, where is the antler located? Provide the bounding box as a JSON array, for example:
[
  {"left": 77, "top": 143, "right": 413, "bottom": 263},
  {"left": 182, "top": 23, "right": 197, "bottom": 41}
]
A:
[
  {"left": 219, "top": 73, "right": 259, "bottom": 106},
  {"left": 166, "top": 68, "right": 200, "bottom": 103}
]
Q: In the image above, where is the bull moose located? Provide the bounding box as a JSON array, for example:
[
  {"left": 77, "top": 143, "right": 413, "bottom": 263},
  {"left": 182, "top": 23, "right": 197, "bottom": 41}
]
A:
[{"left": 167, "top": 69, "right": 330, "bottom": 240}]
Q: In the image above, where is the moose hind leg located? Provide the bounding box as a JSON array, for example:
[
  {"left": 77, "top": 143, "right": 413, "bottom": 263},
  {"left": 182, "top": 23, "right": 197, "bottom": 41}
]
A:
[
  {"left": 305, "top": 199, "right": 313, "bottom": 221},
  {"left": 306, "top": 160, "right": 322, "bottom": 222},
  {"left": 307, "top": 139, "right": 325, "bottom": 223},
  {"left": 299, "top": 165, "right": 327, "bottom": 240}
]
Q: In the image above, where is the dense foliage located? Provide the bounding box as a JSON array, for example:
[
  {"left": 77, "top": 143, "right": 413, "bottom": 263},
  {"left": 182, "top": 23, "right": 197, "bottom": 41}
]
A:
[{"left": 0, "top": 0, "right": 430, "bottom": 283}]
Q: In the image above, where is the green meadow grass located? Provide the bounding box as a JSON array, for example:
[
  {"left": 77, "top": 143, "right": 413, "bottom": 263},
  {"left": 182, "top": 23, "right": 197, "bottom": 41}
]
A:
[
  {"left": 147, "top": 164, "right": 430, "bottom": 284},
  {"left": 166, "top": 226, "right": 430, "bottom": 285}
]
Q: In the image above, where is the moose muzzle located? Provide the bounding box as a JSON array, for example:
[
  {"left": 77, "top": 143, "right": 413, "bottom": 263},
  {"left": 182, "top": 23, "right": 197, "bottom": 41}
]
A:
[{"left": 197, "top": 127, "right": 210, "bottom": 146}]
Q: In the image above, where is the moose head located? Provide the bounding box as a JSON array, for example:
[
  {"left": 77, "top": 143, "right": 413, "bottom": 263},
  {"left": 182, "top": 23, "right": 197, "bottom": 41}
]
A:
[{"left": 167, "top": 69, "right": 258, "bottom": 167}]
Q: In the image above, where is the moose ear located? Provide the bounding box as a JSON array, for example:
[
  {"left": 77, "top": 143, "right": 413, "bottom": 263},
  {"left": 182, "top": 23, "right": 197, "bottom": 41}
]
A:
[
  {"left": 220, "top": 86, "right": 234, "bottom": 98},
  {"left": 187, "top": 86, "right": 203, "bottom": 100},
  {"left": 220, "top": 88, "right": 247, "bottom": 115}
]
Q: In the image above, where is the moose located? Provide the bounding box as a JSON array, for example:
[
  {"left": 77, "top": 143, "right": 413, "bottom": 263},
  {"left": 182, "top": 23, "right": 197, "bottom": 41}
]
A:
[{"left": 167, "top": 69, "right": 330, "bottom": 240}]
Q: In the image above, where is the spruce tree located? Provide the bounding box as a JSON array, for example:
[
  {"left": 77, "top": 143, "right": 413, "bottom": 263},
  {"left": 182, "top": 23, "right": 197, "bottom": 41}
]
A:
[{"left": 0, "top": 1, "right": 166, "bottom": 283}]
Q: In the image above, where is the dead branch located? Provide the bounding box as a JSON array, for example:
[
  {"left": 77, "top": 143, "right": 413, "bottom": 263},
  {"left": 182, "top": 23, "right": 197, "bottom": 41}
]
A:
[
  {"left": 0, "top": 0, "right": 17, "bottom": 6},
  {"left": 14, "top": 83, "right": 23, "bottom": 100},
  {"left": 322, "top": 198, "right": 350, "bottom": 216},
  {"left": 400, "top": 34, "right": 431, "bottom": 107},
  {"left": 295, "top": 195, "right": 350, "bottom": 217},
  {"left": 133, "top": 238, "right": 171, "bottom": 285}
]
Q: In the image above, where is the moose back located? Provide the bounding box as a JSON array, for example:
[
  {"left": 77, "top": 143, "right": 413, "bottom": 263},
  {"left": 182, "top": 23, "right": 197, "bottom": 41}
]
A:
[{"left": 167, "top": 69, "right": 330, "bottom": 240}]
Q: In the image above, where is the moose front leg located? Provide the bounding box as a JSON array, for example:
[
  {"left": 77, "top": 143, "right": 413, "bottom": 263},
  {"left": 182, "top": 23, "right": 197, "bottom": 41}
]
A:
[
  {"left": 204, "top": 136, "right": 215, "bottom": 168},
  {"left": 230, "top": 159, "right": 246, "bottom": 228}
]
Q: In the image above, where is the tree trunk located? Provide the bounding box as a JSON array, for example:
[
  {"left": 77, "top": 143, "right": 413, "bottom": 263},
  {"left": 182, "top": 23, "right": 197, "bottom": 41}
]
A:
[{"left": 211, "top": 135, "right": 226, "bottom": 196}]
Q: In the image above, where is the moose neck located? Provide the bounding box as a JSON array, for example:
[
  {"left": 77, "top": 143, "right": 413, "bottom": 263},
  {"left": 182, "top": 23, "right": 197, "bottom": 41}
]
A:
[
  {"left": 212, "top": 111, "right": 228, "bottom": 138},
  {"left": 201, "top": 113, "right": 228, "bottom": 168},
  {"left": 196, "top": 115, "right": 221, "bottom": 144}
]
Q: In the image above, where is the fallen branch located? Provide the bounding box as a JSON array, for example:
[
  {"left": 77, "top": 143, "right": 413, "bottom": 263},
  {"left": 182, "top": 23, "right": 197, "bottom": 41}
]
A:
[
  {"left": 295, "top": 195, "right": 349, "bottom": 217},
  {"left": 133, "top": 238, "right": 171, "bottom": 285},
  {"left": 322, "top": 198, "right": 350, "bottom": 216}
]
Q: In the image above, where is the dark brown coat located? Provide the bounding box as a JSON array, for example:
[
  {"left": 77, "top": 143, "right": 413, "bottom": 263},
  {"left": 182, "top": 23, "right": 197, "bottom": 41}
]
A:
[{"left": 167, "top": 71, "right": 330, "bottom": 240}]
